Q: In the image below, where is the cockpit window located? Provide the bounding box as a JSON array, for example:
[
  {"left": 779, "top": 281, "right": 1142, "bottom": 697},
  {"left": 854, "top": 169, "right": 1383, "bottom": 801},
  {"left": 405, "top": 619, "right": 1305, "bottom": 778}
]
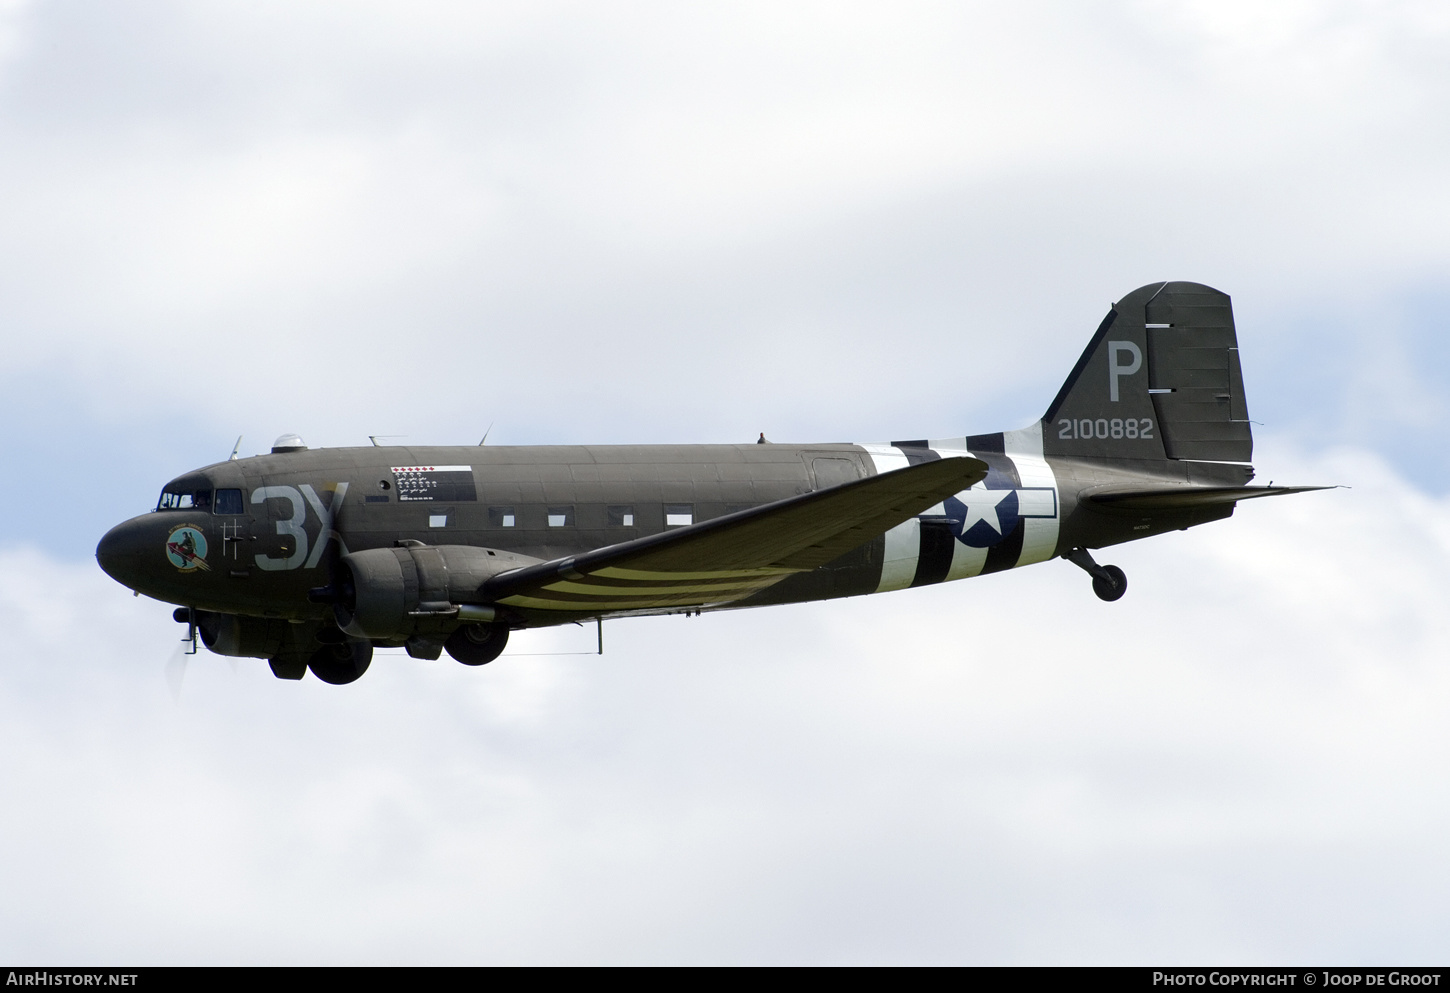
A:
[
  {"left": 157, "top": 488, "right": 212, "bottom": 512},
  {"left": 214, "top": 489, "right": 244, "bottom": 515}
]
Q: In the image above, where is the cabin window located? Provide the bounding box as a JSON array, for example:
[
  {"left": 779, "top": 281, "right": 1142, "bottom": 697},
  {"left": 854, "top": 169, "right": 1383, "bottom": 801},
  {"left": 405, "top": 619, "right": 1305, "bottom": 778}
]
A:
[
  {"left": 664, "top": 504, "right": 693, "bottom": 527},
  {"left": 488, "top": 506, "right": 516, "bottom": 528},
  {"left": 607, "top": 505, "right": 635, "bottom": 527},
  {"left": 547, "top": 506, "right": 574, "bottom": 527},
  {"left": 429, "top": 513, "right": 449, "bottom": 528},
  {"left": 214, "top": 489, "right": 244, "bottom": 515}
]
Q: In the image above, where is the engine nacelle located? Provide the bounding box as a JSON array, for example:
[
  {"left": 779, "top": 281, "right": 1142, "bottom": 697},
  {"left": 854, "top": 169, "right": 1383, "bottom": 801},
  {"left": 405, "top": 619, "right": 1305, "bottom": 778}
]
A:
[
  {"left": 196, "top": 612, "right": 290, "bottom": 659},
  {"left": 334, "top": 543, "right": 539, "bottom": 640}
]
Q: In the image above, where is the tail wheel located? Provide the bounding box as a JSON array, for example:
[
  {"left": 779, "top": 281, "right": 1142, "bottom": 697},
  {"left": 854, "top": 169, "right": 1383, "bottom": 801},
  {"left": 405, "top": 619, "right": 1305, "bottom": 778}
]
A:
[
  {"left": 1092, "top": 565, "right": 1127, "bottom": 602},
  {"left": 308, "top": 639, "right": 373, "bottom": 684},
  {"left": 446, "top": 623, "right": 509, "bottom": 666}
]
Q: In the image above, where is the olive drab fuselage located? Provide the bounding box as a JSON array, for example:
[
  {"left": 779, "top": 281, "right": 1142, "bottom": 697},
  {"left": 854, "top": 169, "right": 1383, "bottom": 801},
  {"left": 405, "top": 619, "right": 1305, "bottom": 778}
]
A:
[{"left": 96, "top": 434, "right": 1254, "bottom": 622}]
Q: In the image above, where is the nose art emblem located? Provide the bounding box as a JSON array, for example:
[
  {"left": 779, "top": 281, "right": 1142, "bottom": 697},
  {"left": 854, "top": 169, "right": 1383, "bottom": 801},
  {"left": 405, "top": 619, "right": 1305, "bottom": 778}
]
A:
[{"left": 165, "top": 525, "right": 211, "bottom": 572}]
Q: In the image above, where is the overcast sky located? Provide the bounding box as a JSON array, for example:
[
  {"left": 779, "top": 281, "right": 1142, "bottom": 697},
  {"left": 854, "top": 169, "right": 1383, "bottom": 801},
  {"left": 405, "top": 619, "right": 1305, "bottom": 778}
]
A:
[{"left": 3, "top": 0, "right": 1450, "bottom": 964}]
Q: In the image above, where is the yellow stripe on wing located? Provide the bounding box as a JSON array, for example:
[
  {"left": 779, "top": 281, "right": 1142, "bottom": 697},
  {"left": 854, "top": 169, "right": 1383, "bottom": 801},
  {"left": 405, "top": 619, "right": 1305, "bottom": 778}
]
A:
[
  {"left": 539, "top": 578, "right": 786, "bottom": 598},
  {"left": 591, "top": 566, "right": 798, "bottom": 581}
]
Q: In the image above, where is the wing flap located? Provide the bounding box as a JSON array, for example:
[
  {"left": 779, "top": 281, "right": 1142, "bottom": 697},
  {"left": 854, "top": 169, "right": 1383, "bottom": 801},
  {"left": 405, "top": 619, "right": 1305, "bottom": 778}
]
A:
[{"left": 480, "top": 456, "right": 988, "bottom": 612}]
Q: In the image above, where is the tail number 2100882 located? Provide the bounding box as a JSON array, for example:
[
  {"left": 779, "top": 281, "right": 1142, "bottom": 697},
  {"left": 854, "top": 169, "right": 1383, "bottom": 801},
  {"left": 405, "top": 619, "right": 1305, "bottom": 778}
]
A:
[{"left": 1059, "top": 418, "right": 1154, "bottom": 440}]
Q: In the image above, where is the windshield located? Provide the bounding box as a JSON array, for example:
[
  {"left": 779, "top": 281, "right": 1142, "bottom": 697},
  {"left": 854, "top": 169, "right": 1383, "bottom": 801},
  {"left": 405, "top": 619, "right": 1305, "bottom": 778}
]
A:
[{"left": 157, "top": 487, "right": 212, "bottom": 512}]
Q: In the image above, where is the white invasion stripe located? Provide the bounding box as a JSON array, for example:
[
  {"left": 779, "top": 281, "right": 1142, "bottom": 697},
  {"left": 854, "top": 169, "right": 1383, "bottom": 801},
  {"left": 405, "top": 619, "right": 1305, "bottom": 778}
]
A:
[
  {"left": 947, "top": 539, "right": 987, "bottom": 581},
  {"left": 1004, "top": 421, "right": 1060, "bottom": 566},
  {"left": 1001, "top": 422, "right": 1044, "bottom": 459},
  {"left": 860, "top": 443, "right": 909, "bottom": 474},
  {"left": 861, "top": 444, "right": 919, "bottom": 592}
]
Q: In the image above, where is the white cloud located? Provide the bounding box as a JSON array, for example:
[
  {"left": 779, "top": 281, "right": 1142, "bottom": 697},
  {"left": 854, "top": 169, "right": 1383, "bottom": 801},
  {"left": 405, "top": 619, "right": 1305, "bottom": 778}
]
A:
[{"left": 1, "top": 1, "right": 1450, "bottom": 447}]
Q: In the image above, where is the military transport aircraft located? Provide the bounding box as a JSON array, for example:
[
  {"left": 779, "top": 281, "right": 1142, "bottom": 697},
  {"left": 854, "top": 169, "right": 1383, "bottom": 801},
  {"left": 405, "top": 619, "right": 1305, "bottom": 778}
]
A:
[{"left": 96, "top": 281, "right": 1324, "bottom": 685}]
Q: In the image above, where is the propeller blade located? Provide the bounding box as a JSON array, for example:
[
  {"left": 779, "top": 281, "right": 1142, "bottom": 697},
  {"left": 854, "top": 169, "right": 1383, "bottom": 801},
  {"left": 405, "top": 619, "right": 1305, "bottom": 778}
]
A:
[{"left": 164, "top": 638, "right": 188, "bottom": 703}]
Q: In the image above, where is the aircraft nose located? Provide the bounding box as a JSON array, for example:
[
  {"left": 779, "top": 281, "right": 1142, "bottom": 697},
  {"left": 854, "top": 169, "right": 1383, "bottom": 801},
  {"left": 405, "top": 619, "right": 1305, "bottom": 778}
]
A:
[{"left": 96, "top": 516, "right": 155, "bottom": 590}]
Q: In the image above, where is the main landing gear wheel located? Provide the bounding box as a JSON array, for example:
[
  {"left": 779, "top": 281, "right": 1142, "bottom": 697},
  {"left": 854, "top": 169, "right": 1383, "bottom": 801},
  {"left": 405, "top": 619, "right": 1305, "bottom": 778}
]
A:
[
  {"left": 446, "top": 623, "right": 509, "bottom": 666},
  {"left": 1065, "top": 548, "right": 1128, "bottom": 603},
  {"left": 1091, "top": 564, "right": 1127, "bottom": 602},
  {"left": 308, "top": 639, "right": 373, "bottom": 684}
]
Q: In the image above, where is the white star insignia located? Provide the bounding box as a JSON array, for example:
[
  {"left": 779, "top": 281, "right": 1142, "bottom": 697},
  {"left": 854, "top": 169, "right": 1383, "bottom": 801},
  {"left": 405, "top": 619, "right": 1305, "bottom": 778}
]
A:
[{"left": 957, "top": 488, "right": 1014, "bottom": 536}]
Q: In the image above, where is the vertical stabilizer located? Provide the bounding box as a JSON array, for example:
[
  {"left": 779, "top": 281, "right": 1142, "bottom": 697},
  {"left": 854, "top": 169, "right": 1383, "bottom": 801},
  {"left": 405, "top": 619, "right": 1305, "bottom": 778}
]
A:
[{"left": 1042, "top": 281, "right": 1252, "bottom": 463}]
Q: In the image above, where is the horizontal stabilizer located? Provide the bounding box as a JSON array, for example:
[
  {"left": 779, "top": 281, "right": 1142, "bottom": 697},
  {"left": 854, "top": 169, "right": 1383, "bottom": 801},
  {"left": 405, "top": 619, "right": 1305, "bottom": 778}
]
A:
[
  {"left": 480, "top": 456, "right": 989, "bottom": 613},
  {"left": 1086, "top": 484, "right": 1334, "bottom": 511}
]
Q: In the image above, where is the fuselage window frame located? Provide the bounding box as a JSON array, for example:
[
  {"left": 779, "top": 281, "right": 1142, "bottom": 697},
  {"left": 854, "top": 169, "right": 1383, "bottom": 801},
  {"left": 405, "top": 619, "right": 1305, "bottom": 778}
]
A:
[{"left": 214, "top": 489, "right": 245, "bottom": 515}]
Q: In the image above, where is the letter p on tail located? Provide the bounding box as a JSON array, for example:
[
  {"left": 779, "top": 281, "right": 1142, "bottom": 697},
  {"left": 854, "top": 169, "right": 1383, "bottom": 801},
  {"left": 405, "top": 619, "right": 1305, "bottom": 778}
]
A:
[{"left": 1108, "top": 341, "right": 1142, "bottom": 401}]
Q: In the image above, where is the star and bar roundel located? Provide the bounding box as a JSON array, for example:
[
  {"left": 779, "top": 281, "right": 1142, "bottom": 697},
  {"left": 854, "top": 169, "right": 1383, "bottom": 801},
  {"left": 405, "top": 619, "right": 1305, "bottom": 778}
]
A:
[{"left": 944, "top": 486, "right": 1057, "bottom": 548}]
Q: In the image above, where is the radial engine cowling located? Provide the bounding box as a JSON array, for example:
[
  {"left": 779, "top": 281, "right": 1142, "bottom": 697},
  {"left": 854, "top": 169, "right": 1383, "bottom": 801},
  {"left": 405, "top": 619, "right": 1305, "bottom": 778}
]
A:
[
  {"left": 196, "top": 611, "right": 289, "bottom": 659},
  {"left": 334, "top": 544, "right": 539, "bottom": 640}
]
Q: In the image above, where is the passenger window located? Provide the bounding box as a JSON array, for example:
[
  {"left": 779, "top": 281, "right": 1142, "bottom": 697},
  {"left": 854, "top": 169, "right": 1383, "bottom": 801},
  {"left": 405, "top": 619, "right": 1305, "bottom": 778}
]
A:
[
  {"left": 214, "top": 489, "right": 244, "bottom": 515},
  {"left": 665, "top": 504, "right": 694, "bottom": 527},
  {"left": 488, "top": 506, "right": 516, "bottom": 528},
  {"left": 547, "top": 506, "right": 574, "bottom": 527},
  {"left": 607, "top": 505, "right": 635, "bottom": 527}
]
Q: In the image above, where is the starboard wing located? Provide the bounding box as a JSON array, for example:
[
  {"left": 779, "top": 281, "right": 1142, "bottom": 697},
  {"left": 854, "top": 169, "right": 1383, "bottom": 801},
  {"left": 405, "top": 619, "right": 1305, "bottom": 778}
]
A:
[{"left": 479, "top": 456, "right": 989, "bottom": 613}]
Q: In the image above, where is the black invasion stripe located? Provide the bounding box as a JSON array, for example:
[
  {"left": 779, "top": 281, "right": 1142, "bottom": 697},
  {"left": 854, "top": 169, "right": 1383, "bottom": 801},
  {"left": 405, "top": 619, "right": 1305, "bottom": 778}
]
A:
[
  {"left": 910, "top": 520, "right": 955, "bottom": 587},
  {"left": 964, "top": 434, "right": 1020, "bottom": 488},
  {"left": 980, "top": 519, "right": 1026, "bottom": 574},
  {"left": 965, "top": 432, "right": 1004, "bottom": 454},
  {"left": 971, "top": 452, "right": 1021, "bottom": 488}
]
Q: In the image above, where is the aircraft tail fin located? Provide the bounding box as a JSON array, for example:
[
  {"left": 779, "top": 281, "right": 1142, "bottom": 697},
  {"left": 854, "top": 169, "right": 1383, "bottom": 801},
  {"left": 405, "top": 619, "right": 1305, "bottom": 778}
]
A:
[{"left": 1042, "top": 281, "right": 1253, "bottom": 463}]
